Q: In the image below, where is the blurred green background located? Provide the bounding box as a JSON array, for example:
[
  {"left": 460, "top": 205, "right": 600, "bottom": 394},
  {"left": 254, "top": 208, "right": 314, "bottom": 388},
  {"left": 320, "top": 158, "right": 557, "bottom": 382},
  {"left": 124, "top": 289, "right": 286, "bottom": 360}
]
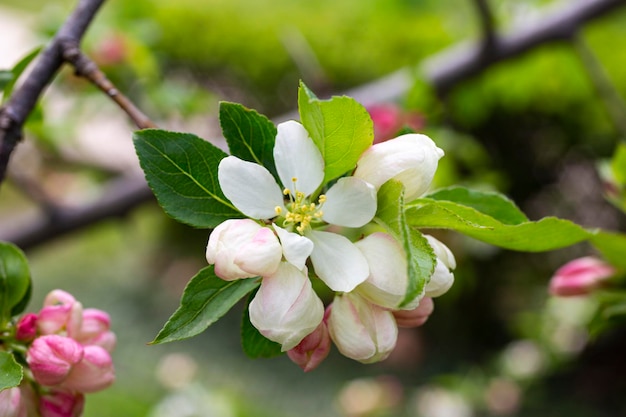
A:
[{"left": 2, "top": 0, "right": 626, "bottom": 416}]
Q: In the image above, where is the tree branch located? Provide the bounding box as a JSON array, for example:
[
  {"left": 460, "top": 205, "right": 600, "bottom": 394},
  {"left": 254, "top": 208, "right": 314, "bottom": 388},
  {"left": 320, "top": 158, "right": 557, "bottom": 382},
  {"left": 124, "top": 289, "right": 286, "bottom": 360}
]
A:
[
  {"left": 0, "top": 0, "right": 107, "bottom": 185},
  {"left": 1, "top": 0, "right": 625, "bottom": 250}
]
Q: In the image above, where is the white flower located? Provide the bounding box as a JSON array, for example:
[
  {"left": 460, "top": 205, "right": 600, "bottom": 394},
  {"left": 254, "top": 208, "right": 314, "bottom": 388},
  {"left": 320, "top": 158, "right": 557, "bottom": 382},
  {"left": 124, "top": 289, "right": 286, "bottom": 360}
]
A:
[
  {"left": 424, "top": 235, "right": 456, "bottom": 297},
  {"left": 327, "top": 292, "right": 397, "bottom": 364},
  {"left": 354, "top": 232, "right": 411, "bottom": 309},
  {"left": 354, "top": 133, "right": 444, "bottom": 201},
  {"left": 217, "top": 120, "right": 377, "bottom": 292},
  {"left": 206, "top": 219, "right": 282, "bottom": 281},
  {"left": 249, "top": 262, "right": 324, "bottom": 350}
]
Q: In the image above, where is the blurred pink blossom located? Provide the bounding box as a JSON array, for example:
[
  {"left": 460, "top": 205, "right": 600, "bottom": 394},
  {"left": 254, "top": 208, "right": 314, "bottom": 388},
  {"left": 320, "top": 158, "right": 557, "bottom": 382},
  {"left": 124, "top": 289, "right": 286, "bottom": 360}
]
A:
[
  {"left": 15, "top": 313, "right": 38, "bottom": 342},
  {"left": 74, "top": 309, "right": 116, "bottom": 352},
  {"left": 62, "top": 345, "right": 115, "bottom": 393},
  {"left": 287, "top": 320, "right": 331, "bottom": 372},
  {"left": 367, "top": 104, "right": 424, "bottom": 143},
  {"left": 393, "top": 297, "right": 435, "bottom": 328},
  {"left": 0, "top": 387, "right": 27, "bottom": 417},
  {"left": 39, "top": 389, "right": 84, "bottom": 417},
  {"left": 27, "top": 335, "right": 84, "bottom": 387},
  {"left": 37, "top": 290, "right": 83, "bottom": 338},
  {"left": 549, "top": 256, "right": 615, "bottom": 296}
]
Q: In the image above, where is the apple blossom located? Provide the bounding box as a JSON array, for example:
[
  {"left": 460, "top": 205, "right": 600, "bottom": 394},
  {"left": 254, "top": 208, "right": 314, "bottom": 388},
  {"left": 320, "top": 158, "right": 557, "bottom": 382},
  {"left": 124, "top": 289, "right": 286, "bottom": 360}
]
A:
[
  {"left": 39, "top": 389, "right": 84, "bottom": 417},
  {"left": 354, "top": 133, "right": 444, "bottom": 202},
  {"left": 15, "top": 313, "right": 37, "bottom": 342},
  {"left": 215, "top": 120, "right": 377, "bottom": 293},
  {"left": 287, "top": 320, "right": 331, "bottom": 372},
  {"left": 327, "top": 293, "right": 398, "bottom": 364},
  {"left": 424, "top": 235, "right": 456, "bottom": 298},
  {"left": 249, "top": 262, "right": 324, "bottom": 350},
  {"left": 62, "top": 345, "right": 115, "bottom": 393},
  {"left": 74, "top": 308, "right": 116, "bottom": 352},
  {"left": 549, "top": 256, "right": 615, "bottom": 296},
  {"left": 393, "top": 297, "right": 435, "bottom": 328},
  {"left": 27, "top": 335, "right": 84, "bottom": 387},
  {"left": 37, "top": 290, "right": 83, "bottom": 338},
  {"left": 0, "top": 387, "right": 26, "bottom": 417}
]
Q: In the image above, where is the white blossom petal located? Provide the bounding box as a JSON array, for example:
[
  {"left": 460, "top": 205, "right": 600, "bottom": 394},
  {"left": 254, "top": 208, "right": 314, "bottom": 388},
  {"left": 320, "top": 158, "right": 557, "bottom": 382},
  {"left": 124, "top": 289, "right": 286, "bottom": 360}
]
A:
[
  {"left": 249, "top": 263, "right": 324, "bottom": 351},
  {"left": 322, "top": 177, "right": 377, "bottom": 228},
  {"left": 307, "top": 230, "right": 369, "bottom": 292},
  {"left": 355, "top": 232, "right": 408, "bottom": 309},
  {"left": 272, "top": 224, "right": 314, "bottom": 270},
  {"left": 424, "top": 260, "right": 454, "bottom": 298},
  {"left": 274, "top": 121, "right": 324, "bottom": 196},
  {"left": 218, "top": 156, "right": 285, "bottom": 219}
]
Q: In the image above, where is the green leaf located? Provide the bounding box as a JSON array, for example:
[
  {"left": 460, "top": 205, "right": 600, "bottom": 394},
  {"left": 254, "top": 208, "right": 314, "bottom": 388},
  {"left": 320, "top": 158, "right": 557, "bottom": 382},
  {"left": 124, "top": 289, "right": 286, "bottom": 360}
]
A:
[
  {"left": 0, "top": 352, "right": 23, "bottom": 390},
  {"left": 610, "top": 142, "right": 626, "bottom": 185},
  {"left": 589, "top": 231, "right": 626, "bottom": 270},
  {"left": 133, "top": 129, "right": 242, "bottom": 228},
  {"left": 219, "top": 102, "right": 278, "bottom": 177},
  {"left": 151, "top": 266, "right": 260, "bottom": 344},
  {"left": 375, "top": 180, "right": 436, "bottom": 307},
  {"left": 298, "top": 81, "right": 373, "bottom": 183},
  {"left": 241, "top": 289, "right": 282, "bottom": 358},
  {"left": 406, "top": 199, "right": 591, "bottom": 251},
  {"left": 2, "top": 46, "right": 41, "bottom": 103},
  {"left": 424, "top": 186, "right": 528, "bottom": 225},
  {"left": 0, "top": 242, "right": 31, "bottom": 322}
]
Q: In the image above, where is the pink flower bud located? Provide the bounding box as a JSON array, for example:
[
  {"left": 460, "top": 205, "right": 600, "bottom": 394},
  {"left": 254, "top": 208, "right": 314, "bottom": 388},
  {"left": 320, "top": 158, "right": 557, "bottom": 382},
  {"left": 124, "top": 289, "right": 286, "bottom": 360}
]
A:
[
  {"left": 15, "top": 313, "right": 38, "bottom": 342},
  {"left": 61, "top": 345, "right": 115, "bottom": 393},
  {"left": 27, "top": 335, "right": 84, "bottom": 387},
  {"left": 75, "top": 309, "right": 116, "bottom": 352},
  {"left": 549, "top": 256, "right": 615, "bottom": 296},
  {"left": 0, "top": 387, "right": 27, "bottom": 417},
  {"left": 39, "top": 389, "right": 84, "bottom": 417},
  {"left": 287, "top": 321, "right": 331, "bottom": 372},
  {"left": 37, "top": 290, "right": 83, "bottom": 338},
  {"left": 327, "top": 293, "right": 398, "bottom": 364},
  {"left": 206, "top": 219, "right": 282, "bottom": 281},
  {"left": 393, "top": 297, "right": 435, "bottom": 328}
]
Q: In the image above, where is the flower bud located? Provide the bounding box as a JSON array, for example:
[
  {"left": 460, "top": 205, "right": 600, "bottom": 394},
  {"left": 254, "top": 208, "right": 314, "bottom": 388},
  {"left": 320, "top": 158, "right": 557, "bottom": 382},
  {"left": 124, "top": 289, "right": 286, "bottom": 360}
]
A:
[
  {"left": 39, "top": 389, "right": 84, "bottom": 417},
  {"left": 287, "top": 320, "right": 331, "bottom": 372},
  {"left": 354, "top": 133, "right": 444, "bottom": 201},
  {"left": 327, "top": 293, "right": 398, "bottom": 364},
  {"left": 15, "top": 313, "right": 38, "bottom": 342},
  {"left": 37, "top": 290, "right": 83, "bottom": 338},
  {"left": 354, "top": 232, "right": 409, "bottom": 309},
  {"left": 206, "top": 219, "right": 282, "bottom": 281},
  {"left": 27, "top": 335, "right": 83, "bottom": 387},
  {"left": 393, "top": 297, "right": 434, "bottom": 328},
  {"left": 424, "top": 235, "right": 456, "bottom": 298},
  {"left": 549, "top": 256, "right": 615, "bottom": 296},
  {"left": 61, "top": 345, "right": 115, "bottom": 393},
  {"left": 249, "top": 262, "right": 324, "bottom": 351},
  {"left": 75, "top": 309, "right": 116, "bottom": 352},
  {"left": 0, "top": 387, "right": 27, "bottom": 417}
]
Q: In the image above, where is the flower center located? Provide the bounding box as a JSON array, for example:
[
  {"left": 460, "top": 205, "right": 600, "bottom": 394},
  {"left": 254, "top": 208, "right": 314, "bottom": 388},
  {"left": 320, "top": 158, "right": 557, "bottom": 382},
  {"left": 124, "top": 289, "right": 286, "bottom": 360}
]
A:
[{"left": 274, "top": 177, "right": 325, "bottom": 234}]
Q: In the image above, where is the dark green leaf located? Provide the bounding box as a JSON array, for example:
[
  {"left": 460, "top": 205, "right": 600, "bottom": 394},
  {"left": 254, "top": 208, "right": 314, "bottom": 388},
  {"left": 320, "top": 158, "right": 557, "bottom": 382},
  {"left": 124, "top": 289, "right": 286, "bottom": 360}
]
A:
[
  {"left": 589, "top": 231, "right": 626, "bottom": 270},
  {"left": 241, "top": 289, "right": 282, "bottom": 358},
  {"left": 298, "top": 81, "right": 373, "bottom": 183},
  {"left": 2, "top": 47, "right": 41, "bottom": 103},
  {"left": 219, "top": 102, "right": 278, "bottom": 178},
  {"left": 406, "top": 199, "right": 590, "bottom": 251},
  {"left": 133, "top": 129, "right": 242, "bottom": 228},
  {"left": 375, "top": 180, "right": 436, "bottom": 307},
  {"left": 424, "top": 186, "right": 528, "bottom": 225},
  {"left": 151, "top": 266, "right": 260, "bottom": 344},
  {"left": 0, "top": 352, "right": 23, "bottom": 390},
  {"left": 0, "top": 242, "right": 31, "bottom": 322}
]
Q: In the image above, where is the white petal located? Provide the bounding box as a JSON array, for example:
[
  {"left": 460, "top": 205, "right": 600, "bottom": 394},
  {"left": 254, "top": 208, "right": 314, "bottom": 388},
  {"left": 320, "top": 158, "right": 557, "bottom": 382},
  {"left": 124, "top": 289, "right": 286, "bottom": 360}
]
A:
[
  {"left": 274, "top": 121, "right": 324, "bottom": 196},
  {"left": 206, "top": 219, "right": 261, "bottom": 280},
  {"left": 249, "top": 263, "right": 324, "bottom": 351},
  {"left": 355, "top": 232, "right": 408, "bottom": 309},
  {"left": 307, "top": 230, "right": 369, "bottom": 292},
  {"left": 424, "top": 260, "right": 454, "bottom": 297},
  {"left": 425, "top": 235, "right": 456, "bottom": 270},
  {"left": 234, "top": 226, "right": 282, "bottom": 277},
  {"left": 354, "top": 134, "right": 443, "bottom": 201},
  {"left": 272, "top": 224, "right": 314, "bottom": 270},
  {"left": 218, "top": 156, "right": 285, "bottom": 219},
  {"left": 322, "top": 177, "right": 377, "bottom": 228}
]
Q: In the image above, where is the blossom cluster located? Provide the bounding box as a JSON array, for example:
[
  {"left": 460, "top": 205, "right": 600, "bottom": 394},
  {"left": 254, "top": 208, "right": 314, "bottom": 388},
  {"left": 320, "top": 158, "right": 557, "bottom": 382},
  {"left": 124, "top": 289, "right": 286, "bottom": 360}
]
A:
[
  {"left": 1, "top": 290, "right": 115, "bottom": 417},
  {"left": 205, "top": 120, "right": 456, "bottom": 370}
]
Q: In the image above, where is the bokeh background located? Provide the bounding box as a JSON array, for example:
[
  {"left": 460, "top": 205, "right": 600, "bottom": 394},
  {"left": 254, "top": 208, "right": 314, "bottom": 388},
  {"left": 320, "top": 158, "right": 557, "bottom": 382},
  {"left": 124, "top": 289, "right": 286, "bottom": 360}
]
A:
[{"left": 2, "top": 0, "right": 626, "bottom": 416}]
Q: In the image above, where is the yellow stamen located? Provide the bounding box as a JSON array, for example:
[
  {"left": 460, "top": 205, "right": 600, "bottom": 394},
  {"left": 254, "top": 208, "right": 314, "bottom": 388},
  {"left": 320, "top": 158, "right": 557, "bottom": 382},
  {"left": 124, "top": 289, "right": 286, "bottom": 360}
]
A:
[{"left": 275, "top": 206, "right": 283, "bottom": 215}]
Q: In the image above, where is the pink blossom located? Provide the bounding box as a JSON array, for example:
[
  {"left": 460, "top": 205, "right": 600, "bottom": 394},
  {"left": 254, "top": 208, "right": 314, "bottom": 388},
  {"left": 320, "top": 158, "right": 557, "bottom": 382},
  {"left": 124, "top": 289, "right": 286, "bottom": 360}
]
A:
[
  {"left": 75, "top": 309, "right": 116, "bottom": 352},
  {"left": 61, "top": 345, "right": 115, "bottom": 393},
  {"left": 393, "top": 297, "right": 435, "bottom": 328},
  {"left": 549, "top": 257, "right": 615, "bottom": 296},
  {"left": 27, "top": 335, "right": 83, "bottom": 387},
  {"left": 15, "top": 313, "right": 38, "bottom": 342},
  {"left": 287, "top": 320, "right": 331, "bottom": 372},
  {"left": 39, "top": 389, "right": 84, "bottom": 417},
  {"left": 0, "top": 387, "right": 27, "bottom": 417},
  {"left": 367, "top": 104, "right": 424, "bottom": 143},
  {"left": 37, "top": 290, "right": 83, "bottom": 338}
]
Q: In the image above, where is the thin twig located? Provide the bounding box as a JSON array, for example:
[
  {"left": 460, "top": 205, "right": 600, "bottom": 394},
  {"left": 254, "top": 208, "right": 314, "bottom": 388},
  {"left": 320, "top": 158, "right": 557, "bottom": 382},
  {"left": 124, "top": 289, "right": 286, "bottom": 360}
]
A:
[
  {"left": 60, "top": 40, "right": 157, "bottom": 129},
  {"left": 472, "top": 0, "right": 497, "bottom": 54}
]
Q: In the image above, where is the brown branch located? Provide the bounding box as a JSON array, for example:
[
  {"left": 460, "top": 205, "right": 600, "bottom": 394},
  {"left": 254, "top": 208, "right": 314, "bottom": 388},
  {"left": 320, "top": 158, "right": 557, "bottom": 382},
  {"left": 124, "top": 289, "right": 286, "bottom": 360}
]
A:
[
  {"left": 472, "top": 0, "right": 497, "bottom": 54},
  {"left": 0, "top": 0, "right": 107, "bottom": 185}
]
